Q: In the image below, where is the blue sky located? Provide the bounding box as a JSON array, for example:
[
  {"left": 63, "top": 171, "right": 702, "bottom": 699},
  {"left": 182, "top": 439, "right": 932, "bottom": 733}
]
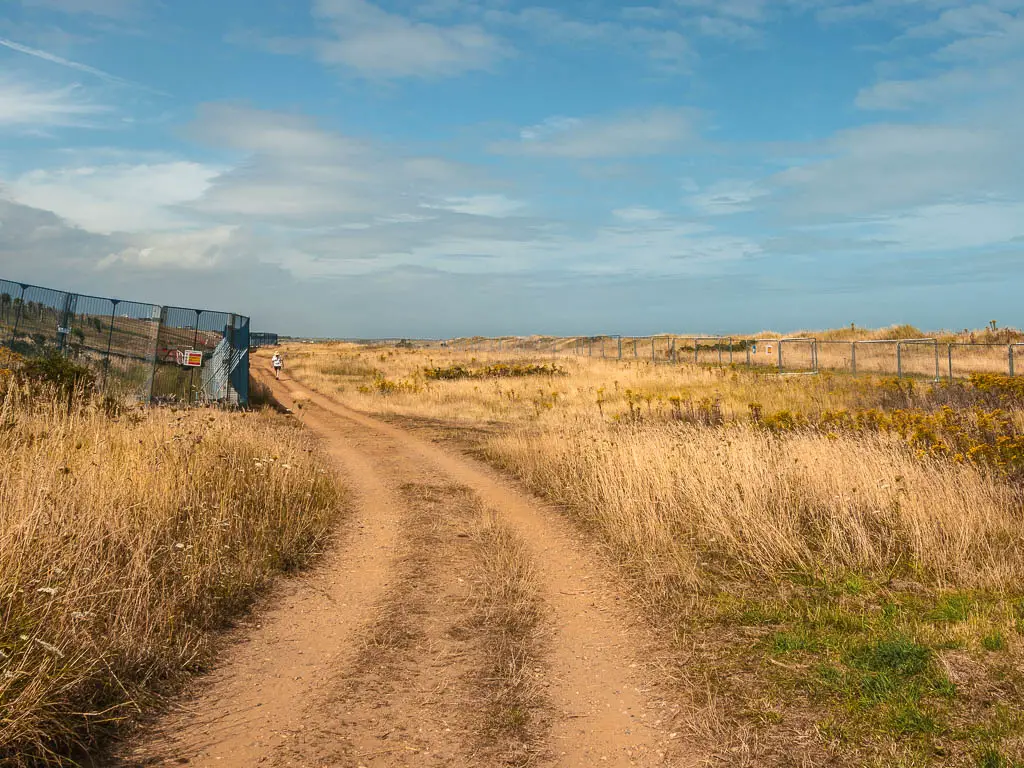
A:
[{"left": 0, "top": 0, "right": 1022, "bottom": 337}]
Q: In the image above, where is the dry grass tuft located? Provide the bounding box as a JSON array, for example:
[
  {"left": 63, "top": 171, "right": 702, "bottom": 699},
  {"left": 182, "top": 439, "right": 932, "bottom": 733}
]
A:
[
  {"left": 467, "top": 513, "right": 548, "bottom": 767},
  {"left": 0, "top": 383, "right": 343, "bottom": 765}
]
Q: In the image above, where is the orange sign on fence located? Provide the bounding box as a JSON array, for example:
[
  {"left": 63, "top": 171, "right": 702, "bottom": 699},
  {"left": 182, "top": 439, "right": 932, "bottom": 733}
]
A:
[{"left": 182, "top": 350, "right": 204, "bottom": 368}]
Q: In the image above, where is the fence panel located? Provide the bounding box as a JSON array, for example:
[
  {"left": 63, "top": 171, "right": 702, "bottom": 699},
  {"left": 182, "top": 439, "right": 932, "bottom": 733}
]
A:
[
  {"left": 897, "top": 339, "right": 940, "bottom": 380},
  {"left": 0, "top": 281, "right": 26, "bottom": 343},
  {"left": 12, "top": 284, "right": 70, "bottom": 353},
  {"left": 851, "top": 341, "right": 897, "bottom": 376},
  {"left": 71, "top": 294, "right": 161, "bottom": 400},
  {"left": 815, "top": 341, "right": 854, "bottom": 375},
  {"left": 780, "top": 338, "right": 817, "bottom": 373},
  {"left": 694, "top": 337, "right": 732, "bottom": 366},
  {"left": 947, "top": 344, "right": 1012, "bottom": 380},
  {"left": 746, "top": 339, "right": 781, "bottom": 371},
  {"left": 251, "top": 332, "right": 279, "bottom": 348}
]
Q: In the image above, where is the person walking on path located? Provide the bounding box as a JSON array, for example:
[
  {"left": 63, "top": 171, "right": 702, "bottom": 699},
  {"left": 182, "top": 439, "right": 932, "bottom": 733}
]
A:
[{"left": 272, "top": 352, "right": 284, "bottom": 380}]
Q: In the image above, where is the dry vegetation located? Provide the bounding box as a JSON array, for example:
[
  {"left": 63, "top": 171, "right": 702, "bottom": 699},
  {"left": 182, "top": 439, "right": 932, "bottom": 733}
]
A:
[
  {"left": 285, "top": 335, "right": 1024, "bottom": 767},
  {"left": 0, "top": 359, "right": 343, "bottom": 765}
]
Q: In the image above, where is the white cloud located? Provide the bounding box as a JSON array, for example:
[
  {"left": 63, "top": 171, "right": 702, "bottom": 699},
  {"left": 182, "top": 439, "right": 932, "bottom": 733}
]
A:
[
  {"left": 853, "top": 201, "right": 1024, "bottom": 253},
  {"left": 426, "top": 195, "right": 526, "bottom": 217},
  {"left": 612, "top": 206, "right": 664, "bottom": 221},
  {"left": 18, "top": 0, "right": 144, "bottom": 17},
  {"left": 770, "top": 121, "right": 1023, "bottom": 218},
  {"left": 0, "top": 74, "right": 108, "bottom": 128},
  {"left": 483, "top": 6, "right": 693, "bottom": 70},
  {"left": 906, "top": 4, "right": 1018, "bottom": 40},
  {"left": 697, "top": 15, "right": 760, "bottom": 40},
  {"left": 310, "top": 0, "right": 507, "bottom": 79},
  {"left": 686, "top": 179, "right": 768, "bottom": 215},
  {"left": 519, "top": 116, "right": 581, "bottom": 142},
  {"left": 494, "top": 107, "right": 701, "bottom": 158},
  {"left": 185, "top": 104, "right": 481, "bottom": 225},
  {"left": 7, "top": 161, "right": 220, "bottom": 233},
  {"left": 98, "top": 226, "right": 240, "bottom": 270},
  {"left": 676, "top": 0, "right": 769, "bottom": 22}
]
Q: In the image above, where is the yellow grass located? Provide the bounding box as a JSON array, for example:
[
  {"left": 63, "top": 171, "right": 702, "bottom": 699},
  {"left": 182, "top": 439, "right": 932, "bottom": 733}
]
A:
[
  {"left": 0, "top": 383, "right": 343, "bottom": 765},
  {"left": 285, "top": 340, "right": 1024, "bottom": 765},
  {"left": 487, "top": 423, "right": 1021, "bottom": 589}
]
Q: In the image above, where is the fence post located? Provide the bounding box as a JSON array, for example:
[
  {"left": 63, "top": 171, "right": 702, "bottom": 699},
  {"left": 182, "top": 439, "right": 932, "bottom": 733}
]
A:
[
  {"left": 671, "top": 337, "right": 677, "bottom": 364},
  {"left": 1009, "top": 345, "right": 1015, "bottom": 377},
  {"left": 148, "top": 306, "right": 167, "bottom": 404},
  {"left": 634, "top": 338, "right": 638, "bottom": 359},
  {"left": 618, "top": 336, "right": 622, "bottom": 360},
  {"left": 933, "top": 341, "right": 940, "bottom": 382},
  {"left": 948, "top": 344, "right": 954, "bottom": 382},
  {"left": 851, "top": 342, "right": 857, "bottom": 376},
  {"left": 897, "top": 342, "right": 903, "bottom": 379},
  {"left": 56, "top": 292, "right": 76, "bottom": 353},
  {"left": 778, "top": 340, "right": 784, "bottom": 373},
  {"left": 102, "top": 300, "right": 120, "bottom": 388},
  {"left": 10, "top": 284, "right": 27, "bottom": 342},
  {"left": 651, "top": 337, "right": 656, "bottom": 364}
]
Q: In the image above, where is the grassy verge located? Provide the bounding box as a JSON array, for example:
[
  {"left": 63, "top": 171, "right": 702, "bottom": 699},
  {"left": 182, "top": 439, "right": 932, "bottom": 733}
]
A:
[
  {"left": 0, "top": 382, "right": 344, "bottom": 765},
  {"left": 485, "top": 422, "right": 1024, "bottom": 766}
]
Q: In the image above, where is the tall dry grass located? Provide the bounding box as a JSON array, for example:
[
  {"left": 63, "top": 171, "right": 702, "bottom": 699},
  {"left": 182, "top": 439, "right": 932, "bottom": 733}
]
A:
[
  {"left": 283, "top": 344, "right": 880, "bottom": 425},
  {"left": 486, "top": 421, "right": 1024, "bottom": 594},
  {"left": 0, "top": 383, "right": 343, "bottom": 765}
]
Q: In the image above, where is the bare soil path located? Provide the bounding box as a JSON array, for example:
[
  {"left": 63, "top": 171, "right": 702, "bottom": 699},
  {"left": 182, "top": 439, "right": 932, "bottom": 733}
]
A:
[{"left": 113, "top": 365, "right": 694, "bottom": 767}]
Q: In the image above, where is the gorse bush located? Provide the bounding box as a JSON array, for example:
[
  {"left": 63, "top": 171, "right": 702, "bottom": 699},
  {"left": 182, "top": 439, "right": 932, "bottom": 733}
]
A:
[
  {"left": 423, "top": 363, "right": 566, "bottom": 381},
  {"left": 357, "top": 373, "right": 420, "bottom": 396},
  {"left": 754, "top": 403, "right": 1024, "bottom": 478},
  {"left": 17, "top": 353, "right": 96, "bottom": 396}
]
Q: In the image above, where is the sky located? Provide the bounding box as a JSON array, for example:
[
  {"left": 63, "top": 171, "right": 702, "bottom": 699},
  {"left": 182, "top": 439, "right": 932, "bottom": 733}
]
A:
[{"left": 0, "top": 0, "right": 1022, "bottom": 338}]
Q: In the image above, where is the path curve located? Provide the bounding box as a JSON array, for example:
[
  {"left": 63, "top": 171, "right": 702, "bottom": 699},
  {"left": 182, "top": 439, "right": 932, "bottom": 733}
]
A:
[
  {"left": 116, "top": 363, "right": 693, "bottom": 767},
  {"left": 265, "top": 366, "right": 691, "bottom": 767}
]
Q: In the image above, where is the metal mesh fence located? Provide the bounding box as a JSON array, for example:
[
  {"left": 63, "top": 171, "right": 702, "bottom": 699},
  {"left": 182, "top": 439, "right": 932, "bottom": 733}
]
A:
[
  {"left": 0, "top": 278, "right": 249, "bottom": 406},
  {"left": 251, "top": 332, "right": 280, "bottom": 348},
  {"left": 430, "top": 335, "right": 1023, "bottom": 380}
]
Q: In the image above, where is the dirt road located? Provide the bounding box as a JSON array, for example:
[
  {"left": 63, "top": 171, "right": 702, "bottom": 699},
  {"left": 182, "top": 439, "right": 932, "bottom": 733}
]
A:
[{"left": 116, "top": 367, "right": 693, "bottom": 767}]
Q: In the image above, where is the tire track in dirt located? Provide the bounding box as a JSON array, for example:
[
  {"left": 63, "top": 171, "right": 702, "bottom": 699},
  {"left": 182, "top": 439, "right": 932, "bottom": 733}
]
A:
[
  {"left": 272, "top": 476, "right": 501, "bottom": 768},
  {"left": 110, "top": 376, "right": 403, "bottom": 767},
  {"left": 270, "top": 371, "right": 695, "bottom": 767}
]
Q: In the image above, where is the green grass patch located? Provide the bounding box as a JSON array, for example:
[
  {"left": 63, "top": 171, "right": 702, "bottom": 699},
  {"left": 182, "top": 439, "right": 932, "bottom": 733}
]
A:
[{"left": 706, "top": 577, "right": 1024, "bottom": 764}]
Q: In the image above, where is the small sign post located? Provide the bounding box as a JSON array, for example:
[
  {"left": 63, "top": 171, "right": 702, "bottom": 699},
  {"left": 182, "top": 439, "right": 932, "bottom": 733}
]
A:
[{"left": 182, "top": 350, "right": 203, "bottom": 368}]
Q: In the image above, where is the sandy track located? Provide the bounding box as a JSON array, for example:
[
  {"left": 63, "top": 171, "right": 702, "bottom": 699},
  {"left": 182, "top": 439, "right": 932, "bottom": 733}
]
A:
[{"left": 113, "top": 366, "right": 693, "bottom": 767}]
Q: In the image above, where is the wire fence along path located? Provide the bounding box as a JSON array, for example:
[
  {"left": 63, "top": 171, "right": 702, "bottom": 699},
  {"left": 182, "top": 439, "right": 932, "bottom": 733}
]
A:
[
  {"left": 250, "top": 332, "right": 280, "bottom": 348},
  {"left": 0, "top": 278, "right": 250, "bottom": 405},
  {"left": 438, "top": 336, "right": 1024, "bottom": 381}
]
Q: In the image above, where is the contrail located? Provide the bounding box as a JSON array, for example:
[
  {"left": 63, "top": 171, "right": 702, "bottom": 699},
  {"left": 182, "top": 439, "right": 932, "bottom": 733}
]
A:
[{"left": 0, "top": 37, "right": 165, "bottom": 93}]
